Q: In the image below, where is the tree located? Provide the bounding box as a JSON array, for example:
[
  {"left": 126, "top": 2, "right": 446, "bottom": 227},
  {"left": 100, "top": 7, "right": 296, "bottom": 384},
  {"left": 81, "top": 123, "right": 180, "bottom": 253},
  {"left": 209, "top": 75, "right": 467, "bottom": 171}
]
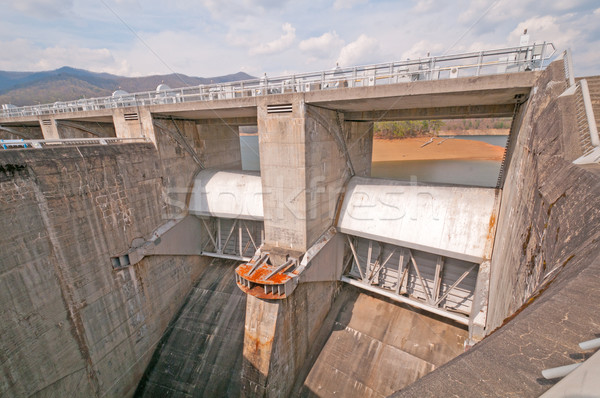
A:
[{"left": 373, "top": 120, "right": 445, "bottom": 139}]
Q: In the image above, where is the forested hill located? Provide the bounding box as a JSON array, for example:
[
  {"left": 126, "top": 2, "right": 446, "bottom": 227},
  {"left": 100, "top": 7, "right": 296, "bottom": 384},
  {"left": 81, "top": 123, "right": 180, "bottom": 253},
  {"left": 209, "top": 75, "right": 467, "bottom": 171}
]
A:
[{"left": 0, "top": 66, "right": 254, "bottom": 106}]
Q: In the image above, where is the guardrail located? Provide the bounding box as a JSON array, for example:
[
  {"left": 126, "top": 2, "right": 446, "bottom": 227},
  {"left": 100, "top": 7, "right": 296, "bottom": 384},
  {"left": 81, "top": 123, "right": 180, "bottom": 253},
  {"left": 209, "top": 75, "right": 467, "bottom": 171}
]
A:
[
  {"left": 0, "top": 137, "right": 150, "bottom": 150},
  {"left": 0, "top": 43, "right": 555, "bottom": 119},
  {"left": 573, "top": 78, "right": 600, "bottom": 164}
]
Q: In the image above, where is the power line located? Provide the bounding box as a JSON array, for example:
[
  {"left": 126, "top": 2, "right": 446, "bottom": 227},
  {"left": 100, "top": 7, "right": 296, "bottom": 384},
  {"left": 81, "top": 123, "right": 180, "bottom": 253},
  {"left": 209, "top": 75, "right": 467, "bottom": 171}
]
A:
[{"left": 443, "top": 0, "right": 501, "bottom": 55}]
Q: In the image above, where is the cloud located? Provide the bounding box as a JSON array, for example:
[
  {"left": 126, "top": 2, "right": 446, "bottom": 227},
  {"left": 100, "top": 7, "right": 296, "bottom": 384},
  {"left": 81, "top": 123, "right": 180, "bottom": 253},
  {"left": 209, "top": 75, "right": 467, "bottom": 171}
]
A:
[
  {"left": 412, "top": 0, "right": 435, "bottom": 13},
  {"left": 333, "top": 0, "right": 368, "bottom": 10},
  {"left": 8, "top": 0, "right": 74, "bottom": 18},
  {"left": 299, "top": 31, "right": 345, "bottom": 58},
  {"left": 458, "top": 0, "right": 497, "bottom": 24},
  {"left": 0, "top": 39, "right": 121, "bottom": 73},
  {"left": 336, "top": 34, "right": 381, "bottom": 66},
  {"left": 1, "top": 0, "right": 600, "bottom": 79},
  {"left": 509, "top": 15, "right": 579, "bottom": 48},
  {"left": 114, "top": 29, "right": 257, "bottom": 77},
  {"left": 249, "top": 23, "right": 296, "bottom": 55},
  {"left": 401, "top": 40, "right": 445, "bottom": 60},
  {"left": 199, "top": 0, "right": 290, "bottom": 19}
]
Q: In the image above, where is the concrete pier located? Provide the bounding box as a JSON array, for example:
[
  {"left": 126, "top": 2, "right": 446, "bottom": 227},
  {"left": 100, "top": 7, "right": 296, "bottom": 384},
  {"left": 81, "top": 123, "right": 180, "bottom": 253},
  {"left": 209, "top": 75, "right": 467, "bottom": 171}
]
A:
[{"left": 240, "top": 95, "right": 372, "bottom": 395}]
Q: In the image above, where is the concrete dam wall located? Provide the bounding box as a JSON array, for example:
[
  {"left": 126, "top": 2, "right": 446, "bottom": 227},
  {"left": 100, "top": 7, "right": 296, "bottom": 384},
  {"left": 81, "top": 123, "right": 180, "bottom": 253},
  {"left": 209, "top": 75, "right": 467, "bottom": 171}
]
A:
[{"left": 0, "top": 144, "right": 208, "bottom": 396}]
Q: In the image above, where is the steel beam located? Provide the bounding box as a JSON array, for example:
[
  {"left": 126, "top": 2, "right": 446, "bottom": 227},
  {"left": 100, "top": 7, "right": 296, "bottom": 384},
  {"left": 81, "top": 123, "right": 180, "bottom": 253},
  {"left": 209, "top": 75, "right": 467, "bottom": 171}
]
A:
[
  {"left": 201, "top": 251, "right": 251, "bottom": 262},
  {"left": 347, "top": 236, "right": 364, "bottom": 280},
  {"left": 435, "top": 263, "right": 477, "bottom": 307},
  {"left": 341, "top": 276, "right": 469, "bottom": 325},
  {"left": 409, "top": 250, "right": 433, "bottom": 305},
  {"left": 433, "top": 256, "right": 445, "bottom": 305}
]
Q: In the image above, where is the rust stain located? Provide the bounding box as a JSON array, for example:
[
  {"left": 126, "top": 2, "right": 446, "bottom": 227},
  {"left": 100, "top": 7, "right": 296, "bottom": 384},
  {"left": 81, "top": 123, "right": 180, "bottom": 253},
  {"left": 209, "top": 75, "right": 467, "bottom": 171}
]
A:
[
  {"left": 488, "top": 253, "right": 576, "bottom": 337},
  {"left": 486, "top": 212, "right": 497, "bottom": 242},
  {"left": 235, "top": 262, "right": 292, "bottom": 285},
  {"left": 235, "top": 254, "right": 298, "bottom": 299}
]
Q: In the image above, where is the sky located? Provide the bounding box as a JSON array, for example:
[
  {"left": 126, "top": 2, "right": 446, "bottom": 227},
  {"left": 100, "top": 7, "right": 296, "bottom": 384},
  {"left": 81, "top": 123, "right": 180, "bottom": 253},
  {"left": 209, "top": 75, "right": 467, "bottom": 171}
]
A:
[{"left": 1, "top": 0, "right": 599, "bottom": 78}]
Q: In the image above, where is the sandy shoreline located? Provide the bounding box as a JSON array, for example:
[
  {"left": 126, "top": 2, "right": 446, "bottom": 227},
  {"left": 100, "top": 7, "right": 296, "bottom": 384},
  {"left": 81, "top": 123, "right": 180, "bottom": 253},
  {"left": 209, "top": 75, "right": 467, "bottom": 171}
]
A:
[{"left": 372, "top": 137, "right": 505, "bottom": 162}]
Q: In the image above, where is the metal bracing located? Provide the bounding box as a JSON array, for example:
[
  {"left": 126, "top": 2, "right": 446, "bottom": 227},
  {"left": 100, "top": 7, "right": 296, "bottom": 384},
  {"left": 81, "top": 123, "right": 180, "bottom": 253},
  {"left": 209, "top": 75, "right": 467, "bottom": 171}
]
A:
[
  {"left": 347, "top": 235, "right": 365, "bottom": 281},
  {"left": 55, "top": 120, "right": 104, "bottom": 137},
  {"left": 153, "top": 119, "right": 204, "bottom": 168},
  {"left": 344, "top": 235, "right": 479, "bottom": 323},
  {"left": 0, "top": 125, "right": 37, "bottom": 139},
  {"left": 199, "top": 217, "right": 264, "bottom": 261}
]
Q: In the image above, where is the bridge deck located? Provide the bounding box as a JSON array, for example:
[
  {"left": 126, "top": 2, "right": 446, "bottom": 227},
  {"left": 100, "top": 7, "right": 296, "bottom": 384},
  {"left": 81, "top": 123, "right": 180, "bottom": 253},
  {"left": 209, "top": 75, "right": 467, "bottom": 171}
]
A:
[
  {"left": 0, "top": 72, "right": 537, "bottom": 125},
  {"left": 2, "top": 43, "right": 552, "bottom": 125}
]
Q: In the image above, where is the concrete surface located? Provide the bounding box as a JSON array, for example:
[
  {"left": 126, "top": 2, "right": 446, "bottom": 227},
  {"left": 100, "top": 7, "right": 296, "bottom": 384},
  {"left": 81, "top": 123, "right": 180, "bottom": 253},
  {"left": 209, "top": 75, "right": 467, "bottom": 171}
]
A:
[
  {"left": 293, "top": 286, "right": 468, "bottom": 398},
  {"left": 0, "top": 124, "right": 43, "bottom": 140},
  {"left": 112, "top": 107, "right": 153, "bottom": 141},
  {"left": 135, "top": 259, "right": 246, "bottom": 397},
  {"left": 257, "top": 97, "right": 371, "bottom": 252},
  {"left": 306, "top": 71, "right": 538, "bottom": 115},
  {"left": 56, "top": 120, "right": 116, "bottom": 139},
  {"left": 578, "top": 75, "right": 600, "bottom": 129},
  {"left": 153, "top": 118, "right": 242, "bottom": 219},
  {"left": 0, "top": 144, "right": 207, "bottom": 397},
  {"left": 189, "top": 169, "right": 263, "bottom": 220},
  {"left": 241, "top": 281, "right": 338, "bottom": 397},
  {"left": 338, "top": 176, "right": 500, "bottom": 263},
  {"left": 0, "top": 56, "right": 594, "bottom": 398}
]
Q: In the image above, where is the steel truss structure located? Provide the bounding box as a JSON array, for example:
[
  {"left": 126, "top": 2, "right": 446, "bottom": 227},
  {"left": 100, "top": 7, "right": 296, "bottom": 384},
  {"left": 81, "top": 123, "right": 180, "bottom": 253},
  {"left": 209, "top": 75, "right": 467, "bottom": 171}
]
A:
[
  {"left": 342, "top": 235, "right": 479, "bottom": 325},
  {"left": 199, "top": 217, "right": 264, "bottom": 262}
]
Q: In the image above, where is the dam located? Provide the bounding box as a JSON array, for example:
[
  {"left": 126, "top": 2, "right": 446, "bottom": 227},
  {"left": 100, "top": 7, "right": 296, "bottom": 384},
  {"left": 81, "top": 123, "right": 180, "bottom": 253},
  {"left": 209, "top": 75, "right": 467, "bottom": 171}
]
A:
[{"left": 1, "top": 43, "right": 599, "bottom": 397}]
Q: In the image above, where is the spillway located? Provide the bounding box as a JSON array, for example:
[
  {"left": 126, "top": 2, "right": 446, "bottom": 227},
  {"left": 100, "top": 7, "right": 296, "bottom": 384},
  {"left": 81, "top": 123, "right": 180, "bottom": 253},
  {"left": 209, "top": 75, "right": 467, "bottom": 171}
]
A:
[
  {"left": 293, "top": 286, "right": 467, "bottom": 397},
  {"left": 135, "top": 259, "right": 246, "bottom": 397}
]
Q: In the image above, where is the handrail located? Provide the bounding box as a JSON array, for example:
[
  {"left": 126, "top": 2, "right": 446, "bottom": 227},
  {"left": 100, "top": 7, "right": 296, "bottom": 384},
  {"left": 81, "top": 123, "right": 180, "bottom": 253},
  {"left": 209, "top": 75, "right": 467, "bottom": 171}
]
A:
[
  {"left": 572, "top": 78, "right": 600, "bottom": 164},
  {"left": 563, "top": 48, "right": 576, "bottom": 87},
  {"left": 0, "top": 43, "right": 556, "bottom": 119},
  {"left": 0, "top": 137, "right": 150, "bottom": 150},
  {"left": 579, "top": 79, "right": 599, "bottom": 147}
]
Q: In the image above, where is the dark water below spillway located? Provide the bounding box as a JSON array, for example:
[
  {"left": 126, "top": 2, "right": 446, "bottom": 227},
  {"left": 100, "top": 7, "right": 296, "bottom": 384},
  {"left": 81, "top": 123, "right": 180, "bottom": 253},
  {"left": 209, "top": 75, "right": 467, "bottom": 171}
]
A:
[{"left": 241, "top": 134, "right": 507, "bottom": 187}]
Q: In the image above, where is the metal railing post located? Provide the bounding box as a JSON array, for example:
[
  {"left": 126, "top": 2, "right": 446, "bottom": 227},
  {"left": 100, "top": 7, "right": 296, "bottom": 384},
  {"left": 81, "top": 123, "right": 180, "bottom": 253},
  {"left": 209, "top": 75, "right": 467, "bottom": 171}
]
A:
[
  {"left": 564, "top": 48, "right": 576, "bottom": 87},
  {"left": 538, "top": 42, "right": 547, "bottom": 70},
  {"left": 476, "top": 51, "right": 483, "bottom": 76}
]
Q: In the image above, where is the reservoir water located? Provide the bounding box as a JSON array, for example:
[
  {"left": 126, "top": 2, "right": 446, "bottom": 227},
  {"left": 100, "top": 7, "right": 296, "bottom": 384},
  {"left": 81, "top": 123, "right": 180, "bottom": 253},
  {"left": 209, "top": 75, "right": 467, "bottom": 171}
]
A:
[
  {"left": 240, "top": 135, "right": 507, "bottom": 187},
  {"left": 240, "top": 135, "right": 260, "bottom": 171},
  {"left": 371, "top": 159, "right": 501, "bottom": 187}
]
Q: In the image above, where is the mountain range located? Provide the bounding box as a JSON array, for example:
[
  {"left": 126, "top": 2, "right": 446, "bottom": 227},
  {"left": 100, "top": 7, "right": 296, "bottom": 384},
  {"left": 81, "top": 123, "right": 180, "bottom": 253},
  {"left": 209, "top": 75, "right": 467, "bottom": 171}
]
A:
[{"left": 0, "top": 67, "right": 254, "bottom": 106}]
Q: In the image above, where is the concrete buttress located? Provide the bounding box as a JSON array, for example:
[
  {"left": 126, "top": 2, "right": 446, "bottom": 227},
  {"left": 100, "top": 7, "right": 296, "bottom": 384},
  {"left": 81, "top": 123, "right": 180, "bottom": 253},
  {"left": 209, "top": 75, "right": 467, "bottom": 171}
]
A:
[{"left": 240, "top": 94, "right": 372, "bottom": 396}]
